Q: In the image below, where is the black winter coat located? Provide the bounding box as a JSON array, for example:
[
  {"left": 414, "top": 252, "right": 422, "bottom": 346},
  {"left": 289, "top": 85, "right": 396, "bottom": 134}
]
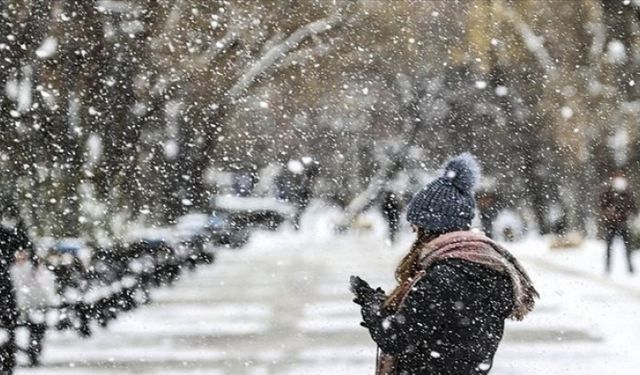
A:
[
  {"left": 599, "top": 187, "right": 636, "bottom": 226},
  {"left": 364, "top": 259, "right": 514, "bottom": 375}
]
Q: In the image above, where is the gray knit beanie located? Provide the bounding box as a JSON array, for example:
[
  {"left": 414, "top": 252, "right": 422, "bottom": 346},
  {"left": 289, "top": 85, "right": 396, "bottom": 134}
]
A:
[{"left": 406, "top": 153, "right": 480, "bottom": 233}]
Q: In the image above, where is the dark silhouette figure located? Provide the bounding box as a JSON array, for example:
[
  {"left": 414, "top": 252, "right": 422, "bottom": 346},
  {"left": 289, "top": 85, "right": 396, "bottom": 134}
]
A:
[
  {"left": 381, "top": 191, "right": 400, "bottom": 243},
  {"left": 25, "top": 323, "right": 46, "bottom": 367},
  {"left": 599, "top": 173, "right": 637, "bottom": 274},
  {"left": 476, "top": 189, "right": 499, "bottom": 239},
  {"left": 232, "top": 171, "right": 256, "bottom": 197},
  {"left": 277, "top": 158, "right": 318, "bottom": 230},
  {"left": 0, "top": 205, "right": 32, "bottom": 374},
  {"left": 0, "top": 225, "right": 18, "bottom": 374}
]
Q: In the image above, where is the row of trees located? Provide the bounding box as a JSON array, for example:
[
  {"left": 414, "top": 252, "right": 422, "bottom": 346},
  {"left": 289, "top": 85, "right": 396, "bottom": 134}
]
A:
[
  {"left": 0, "top": 0, "right": 362, "bottom": 237},
  {"left": 1, "top": 0, "right": 640, "bottom": 238}
]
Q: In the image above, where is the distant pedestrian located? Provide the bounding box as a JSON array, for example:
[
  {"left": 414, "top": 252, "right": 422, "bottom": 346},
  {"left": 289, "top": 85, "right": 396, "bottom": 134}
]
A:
[
  {"left": 380, "top": 191, "right": 400, "bottom": 243},
  {"left": 476, "top": 186, "right": 499, "bottom": 239},
  {"left": 277, "top": 157, "right": 318, "bottom": 230},
  {"left": 232, "top": 171, "right": 256, "bottom": 197},
  {"left": 350, "top": 153, "right": 538, "bottom": 375},
  {"left": 599, "top": 171, "right": 637, "bottom": 274}
]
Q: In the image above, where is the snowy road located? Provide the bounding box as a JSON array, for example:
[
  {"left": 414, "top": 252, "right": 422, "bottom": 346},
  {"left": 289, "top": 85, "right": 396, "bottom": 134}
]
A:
[{"left": 16, "top": 227, "right": 640, "bottom": 374}]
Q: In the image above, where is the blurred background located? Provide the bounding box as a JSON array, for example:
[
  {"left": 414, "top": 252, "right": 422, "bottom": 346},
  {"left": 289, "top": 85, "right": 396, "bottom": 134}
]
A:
[
  {"left": 3, "top": 0, "right": 640, "bottom": 238},
  {"left": 2, "top": 0, "right": 640, "bottom": 374}
]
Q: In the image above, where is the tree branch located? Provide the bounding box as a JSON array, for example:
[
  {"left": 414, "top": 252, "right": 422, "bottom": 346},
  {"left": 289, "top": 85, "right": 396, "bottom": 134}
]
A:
[
  {"left": 194, "top": 29, "right": 238, "bottom": 66},
  {"left": 227, "top": 1, "right": 357, "bottom": 101},
  {"left": 586, "top": 2, "right": 607, "bottom": 65},
  {"left": 277, "top": 37, "right": 334, "bottom": 70},
  {"left": 335, "top": 74, "right": 420, "bottom": 231},
  {"left": 497, "top": 1, "right": 556, "bottom": 74}
]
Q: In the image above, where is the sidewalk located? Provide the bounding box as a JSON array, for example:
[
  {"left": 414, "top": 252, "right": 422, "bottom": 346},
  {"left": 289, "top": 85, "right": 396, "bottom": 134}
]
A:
[
  {"left": 517, "top": 235, "right": 640, "bottom": 290},
  {"left": 496, "top": 237, "right": 640, "bottom": 374},
  {"left": 16, "top": 226, "right": 640, "bottom": 374}
]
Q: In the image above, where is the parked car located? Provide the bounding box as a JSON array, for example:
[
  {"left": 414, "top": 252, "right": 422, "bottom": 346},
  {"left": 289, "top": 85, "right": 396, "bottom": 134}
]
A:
[
  {"left": 174, "top": 213, "right": 216, "bottom": 267},
  {"left": 213, "top": 195, "right": 296, "bottom": 230},
  {"left": 43, "top": 239, "right": 90, "bottom": 295}
]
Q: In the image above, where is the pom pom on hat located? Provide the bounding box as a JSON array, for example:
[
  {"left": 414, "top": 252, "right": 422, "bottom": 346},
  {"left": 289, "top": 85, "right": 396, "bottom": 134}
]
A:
[{"left": 442, "top": 152, "right": 480, "bottom": 193}]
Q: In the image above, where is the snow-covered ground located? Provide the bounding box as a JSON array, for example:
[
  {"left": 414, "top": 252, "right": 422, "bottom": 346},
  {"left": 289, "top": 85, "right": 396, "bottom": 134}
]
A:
[{"left": 15, "top": 209, "right": 640, "bottom": 374}]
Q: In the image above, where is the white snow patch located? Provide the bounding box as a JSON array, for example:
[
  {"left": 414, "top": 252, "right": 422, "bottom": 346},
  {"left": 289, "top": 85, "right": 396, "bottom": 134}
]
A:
[
  {"left": 287, "top": 159, "right": 304, "bottom": 174},
  {"left": 295, "top": 318, "right": 357, "bottom": 335},
  {"left": 18, "top": 66, "right": 32, "bottom": 111},
  {"left": 164, "top": 139, "right": 179, "bottom": 159},
  {"left": 495, "top": 85, "right": 508, "bottom": 96},
  {"left": 607, "top": 39, "right": 627, "bottom": 64},
  {"left": 87, "top": 134, "right": 102, "bottom": 162},
  {"left": 475, "top": 80, "right": 487, "bottom": 89},
  {"left": 561, "top": 106, "right": 574, "bottom": 119},
  {"left": 36, "top": 36, "right": 58, "bottom": 58},
  {"left": 303, "top": 301, "right": 358, "bottom": 316},
  {"left": 297, "top": 346, "right": 373, "bottom": 361},
  {"left": 0, "top": 329, "right": 8, "bottom": 345},
  {"left": 5, "top": 79, "right": 18, "bottom": 99},
  {"left": 214, "top": 195, "right": 296, "bottom": 216}
]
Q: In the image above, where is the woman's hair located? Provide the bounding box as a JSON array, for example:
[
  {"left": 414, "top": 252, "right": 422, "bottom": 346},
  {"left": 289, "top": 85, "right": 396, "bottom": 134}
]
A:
[{"left": 384, "top": 228, "right": 441, "bottom": 308}]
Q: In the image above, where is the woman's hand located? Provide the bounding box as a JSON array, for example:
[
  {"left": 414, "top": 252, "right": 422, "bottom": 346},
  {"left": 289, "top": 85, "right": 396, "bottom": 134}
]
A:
[
  {"left": 350, "top": 275, "right": 388, "bottom": 328},
  {"left": 349, "top": 275, "right": 374, "bottom": 304},
  {"left": 350, "top": 275, "right": 386, "bottom": 304}
]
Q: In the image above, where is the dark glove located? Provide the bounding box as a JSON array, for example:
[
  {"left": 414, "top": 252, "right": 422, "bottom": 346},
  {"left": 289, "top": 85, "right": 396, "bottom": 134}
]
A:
[
  {"left": 349, "top": 275, "right": 374, "bottom": 305},
  {"left": 350, "top": 275, "right": 387, "bottom": 328},
  {"left": 350, "top": 275, "right": 386, "bottom": 304}
]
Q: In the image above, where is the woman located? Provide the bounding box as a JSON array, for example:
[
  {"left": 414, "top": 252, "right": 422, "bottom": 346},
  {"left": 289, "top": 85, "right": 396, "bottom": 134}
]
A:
[{"left": 350, "top": 153, "right": 538, "bottom": 375}]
